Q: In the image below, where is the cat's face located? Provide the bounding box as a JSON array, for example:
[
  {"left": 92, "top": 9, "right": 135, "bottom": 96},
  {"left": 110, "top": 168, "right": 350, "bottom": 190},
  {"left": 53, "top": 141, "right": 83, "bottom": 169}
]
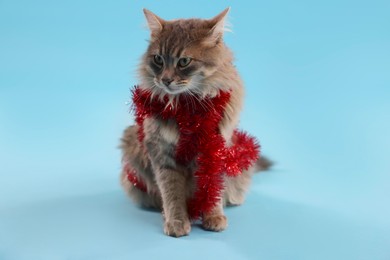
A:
[
  {"left": 145, "top": 48, "right": 205, "bottom": 95},
  {"left": 139, "top": 8, "right": 230, "bottom": 96}
]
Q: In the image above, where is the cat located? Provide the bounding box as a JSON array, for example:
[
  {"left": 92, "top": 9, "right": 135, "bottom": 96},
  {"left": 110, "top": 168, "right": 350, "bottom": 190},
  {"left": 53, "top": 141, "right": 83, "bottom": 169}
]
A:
[{"left": 120, "top": 8, "right": 271, "bottom": 237}]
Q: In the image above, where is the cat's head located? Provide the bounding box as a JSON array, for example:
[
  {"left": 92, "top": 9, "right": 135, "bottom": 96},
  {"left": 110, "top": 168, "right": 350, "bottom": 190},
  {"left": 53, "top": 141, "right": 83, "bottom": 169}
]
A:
[{"left": 138, "top": 8, "right": 232, "bottom": 97}]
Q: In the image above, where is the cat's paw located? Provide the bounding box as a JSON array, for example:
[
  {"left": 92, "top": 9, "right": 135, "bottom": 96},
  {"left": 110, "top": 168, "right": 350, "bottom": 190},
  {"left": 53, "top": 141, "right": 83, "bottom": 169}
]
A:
[
  {"left": 202, "top": 215, "right": 227, "bottom": 232},
  {"left": 164, "top": 219, "right": 191, "bottom": 237}
]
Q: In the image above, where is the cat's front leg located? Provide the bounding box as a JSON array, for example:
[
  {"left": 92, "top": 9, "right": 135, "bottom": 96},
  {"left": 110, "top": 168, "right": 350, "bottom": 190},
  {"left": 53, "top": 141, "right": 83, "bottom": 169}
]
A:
[
  {"left": 155, "top": 165, "right": 191, "bottom": 237},
  {"left": 144, "top": 118, "right": 191, "bottom": 237},
  {"left": 202, "top": 199, "right": 227, "bottom": 232}
]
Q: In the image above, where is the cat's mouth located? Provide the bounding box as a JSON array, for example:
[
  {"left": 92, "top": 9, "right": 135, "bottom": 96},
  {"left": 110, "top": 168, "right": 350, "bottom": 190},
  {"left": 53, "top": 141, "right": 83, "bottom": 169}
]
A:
[
  {"left": 157, "top": 82, "right": 187, "bottom": 95},
  {"left": 166, "top": 85, "right": 184, "bottom": 94}
]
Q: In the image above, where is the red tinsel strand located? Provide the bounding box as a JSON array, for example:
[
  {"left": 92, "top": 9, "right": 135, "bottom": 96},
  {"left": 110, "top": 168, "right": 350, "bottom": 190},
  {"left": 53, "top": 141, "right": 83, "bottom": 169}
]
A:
[
  {"left": 124, "top": 163, "right": 148, "bottom": 193},
  {"left": 224, "top": 130, "right": 260, "bottom": 176},
  {"left": 130, "top": 85, "right": 260, "bottom": 219},
  {"left": 183, "top": 116, "right": 227, "bottom": 218},
  {"left": 187, "top": 133, "right": 226, "bottom": 219}
]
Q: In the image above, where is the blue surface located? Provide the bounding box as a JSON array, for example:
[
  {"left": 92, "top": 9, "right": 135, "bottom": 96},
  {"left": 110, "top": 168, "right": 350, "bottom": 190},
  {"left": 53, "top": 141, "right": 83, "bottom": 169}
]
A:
[{"left": 1, "top": 0, "right": 389, "bottom": 259}]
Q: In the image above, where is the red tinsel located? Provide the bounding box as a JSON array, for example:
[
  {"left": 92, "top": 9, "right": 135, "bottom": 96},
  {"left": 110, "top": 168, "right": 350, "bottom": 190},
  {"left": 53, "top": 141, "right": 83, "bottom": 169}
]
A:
[
  {"left": 127, "top": 85, "right": 260, "bottom": 219},
  {"left": 124, "top": 163, "right": 147, "bottom": 193}
]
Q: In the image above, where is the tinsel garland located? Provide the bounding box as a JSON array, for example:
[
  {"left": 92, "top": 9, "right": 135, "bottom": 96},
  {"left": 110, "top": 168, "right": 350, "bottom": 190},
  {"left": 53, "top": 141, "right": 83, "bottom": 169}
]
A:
[
  {"left": 124, "top": 163, "right": 147, "bottom": 193},
  {"left": 128, "top": 85, "right": 260, "bottom": 219}
]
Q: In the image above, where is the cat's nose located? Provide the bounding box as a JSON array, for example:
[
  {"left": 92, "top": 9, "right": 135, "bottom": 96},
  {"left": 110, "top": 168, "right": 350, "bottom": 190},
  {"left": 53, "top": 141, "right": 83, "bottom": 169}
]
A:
[{"left": 162, "top": 78, "right": 174, "bottom": 86}]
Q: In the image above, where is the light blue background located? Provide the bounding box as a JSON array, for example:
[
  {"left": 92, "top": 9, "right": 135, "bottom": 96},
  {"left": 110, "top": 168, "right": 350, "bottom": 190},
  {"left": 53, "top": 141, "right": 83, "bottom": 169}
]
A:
[{"left": 1, "top": 0, "right": 389, "bottom": 259}]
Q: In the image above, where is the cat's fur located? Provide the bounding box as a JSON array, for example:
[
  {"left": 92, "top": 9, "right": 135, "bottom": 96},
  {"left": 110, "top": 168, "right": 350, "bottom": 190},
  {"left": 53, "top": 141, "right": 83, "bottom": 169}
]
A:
[{"left": 120, "top": 8, "right": 271, "bottom": 237}]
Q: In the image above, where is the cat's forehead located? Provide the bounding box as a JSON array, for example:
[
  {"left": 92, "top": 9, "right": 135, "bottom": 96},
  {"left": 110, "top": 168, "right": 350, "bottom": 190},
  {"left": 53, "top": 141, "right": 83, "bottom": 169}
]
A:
[
  {"left": 164, "top": 20, "right": 209, "bottom": 39},
  {"left": 148, "top": 19, "right": 211, "bottom": 54},
  {"left": 165, "top": 18, "right": 210, "bottom": 30}
]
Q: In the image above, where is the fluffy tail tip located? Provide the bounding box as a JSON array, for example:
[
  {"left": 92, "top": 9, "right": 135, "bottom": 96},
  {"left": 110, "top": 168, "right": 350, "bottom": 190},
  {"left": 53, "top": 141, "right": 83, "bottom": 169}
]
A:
[{"left": 254, "top": 156, "right": 273, "bottom": 172}]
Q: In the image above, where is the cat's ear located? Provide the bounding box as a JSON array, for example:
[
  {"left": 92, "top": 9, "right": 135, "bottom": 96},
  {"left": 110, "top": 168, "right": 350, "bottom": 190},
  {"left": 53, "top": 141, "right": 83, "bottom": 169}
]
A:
[
  {"left": 206, "top": 7, "right": 230, "bottom": 45},
  {"left": 143, "top": 9, "right": 165, "bottom": 37}
]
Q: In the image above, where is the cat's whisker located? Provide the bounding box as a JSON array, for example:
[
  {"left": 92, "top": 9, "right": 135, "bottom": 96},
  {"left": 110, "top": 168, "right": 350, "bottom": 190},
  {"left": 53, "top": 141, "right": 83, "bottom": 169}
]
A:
[
  {"left": 185, "top": 90, "right": 197, "bottom": 112},
  {"left": 187, "top": 80, "right": 215, "bottom": 112},
  {"left": 188, "top": 91, "right": 211, "bottom": 112}
]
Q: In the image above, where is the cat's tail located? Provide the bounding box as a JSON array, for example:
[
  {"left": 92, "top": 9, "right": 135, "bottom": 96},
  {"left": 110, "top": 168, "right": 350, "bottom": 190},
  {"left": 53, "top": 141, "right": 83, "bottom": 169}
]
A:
[{"left": 253, "top": 156, "right": 273, "bottom": 173}]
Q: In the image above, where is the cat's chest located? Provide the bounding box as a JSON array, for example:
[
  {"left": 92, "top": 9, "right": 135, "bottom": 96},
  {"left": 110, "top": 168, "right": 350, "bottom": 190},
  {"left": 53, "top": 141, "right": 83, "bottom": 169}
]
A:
[{"left": 143, "top": 117, "right": 180, "bottom": 146}]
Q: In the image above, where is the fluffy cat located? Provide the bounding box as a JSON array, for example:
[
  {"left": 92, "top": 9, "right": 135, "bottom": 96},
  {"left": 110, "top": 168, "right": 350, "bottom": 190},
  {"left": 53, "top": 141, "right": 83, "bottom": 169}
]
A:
[{"left": 120, "top": 8, "right": 271, "bottom": 237}]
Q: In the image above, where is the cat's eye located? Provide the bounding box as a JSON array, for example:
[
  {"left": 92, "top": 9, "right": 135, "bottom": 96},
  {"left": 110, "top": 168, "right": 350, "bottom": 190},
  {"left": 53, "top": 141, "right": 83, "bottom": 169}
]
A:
[
  {"left": 177, "top": 57, "right": 192, "bottom": 68},
  {"left": 153, "top": 55, "right": 163, "bottom": 66}
]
